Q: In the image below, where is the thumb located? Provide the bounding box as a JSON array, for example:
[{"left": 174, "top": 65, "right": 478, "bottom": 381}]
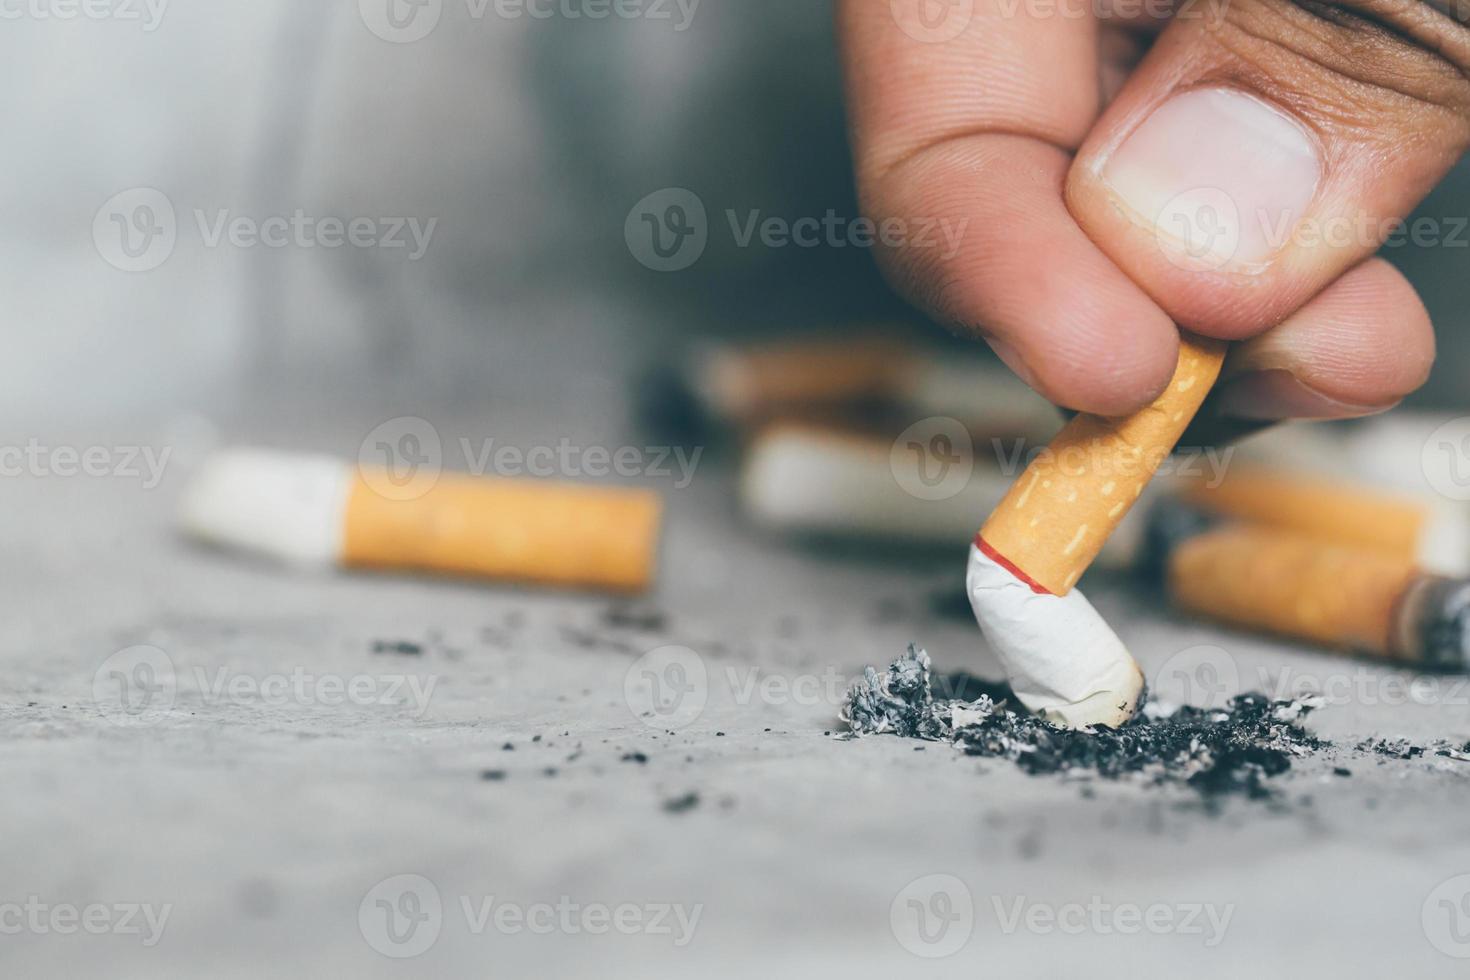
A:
[{"left": 1066, "top": 0, "right": 1470, "bottom": 339}]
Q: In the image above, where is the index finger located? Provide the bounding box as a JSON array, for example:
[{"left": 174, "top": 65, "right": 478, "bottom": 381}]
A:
[{"left": 838, "top": 0, "right": 1181, "bottom": 415}]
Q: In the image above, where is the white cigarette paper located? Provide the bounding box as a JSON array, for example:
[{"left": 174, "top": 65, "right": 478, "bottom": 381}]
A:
[{"left": 966, "top": 544, "right": 1145, "bottom": 728}]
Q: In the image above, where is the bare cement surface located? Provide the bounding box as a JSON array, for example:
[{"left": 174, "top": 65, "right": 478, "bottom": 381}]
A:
[{"left": 5, "top": 413, "right": 1470, "bottom": 979}]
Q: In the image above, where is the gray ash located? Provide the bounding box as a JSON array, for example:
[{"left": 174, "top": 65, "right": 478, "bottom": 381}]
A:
[{"left": 844, "top": 645, "right": 1326, "bottom": 802}]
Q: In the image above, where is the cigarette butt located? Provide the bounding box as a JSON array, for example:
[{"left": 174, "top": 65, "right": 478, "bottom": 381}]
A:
[
  {"left": 968, "top": 335, "right": 1227, "bottom": 729},
  {"left": 740, "top": 424, "right": 1006, "bottom": 543},
  {"left": 1181, "top": 466, "right": 1470, "bottom": 575},
  {"left": 1166, "top": 524, "right": 1460, "bottom": 665},
  {"left": 981, "top": 334, "right": 1228, "bottom": 595},
  {"left": 740, "top": 423, "right": 1151, "bottom": 567},
  {"left": 179, "top": 449, "right": 662, "bottom": 593},
  {"left": 645, "top": 336, "right": 1060, "bottom": 441}
]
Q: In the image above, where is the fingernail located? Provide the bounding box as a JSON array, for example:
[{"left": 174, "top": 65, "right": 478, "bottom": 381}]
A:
[
  {"left": 1099, "top": 87, "right": 1322, "bottom": 270},
  {"left": 985, "top": 337, "right": 1039, "bottom": 390},
  {"left": 1213, "top": 370, "right": 1393, "bottom": 421}
]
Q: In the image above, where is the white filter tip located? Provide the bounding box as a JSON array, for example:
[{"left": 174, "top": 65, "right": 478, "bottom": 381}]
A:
[
  {"left": 178, "top": 449, "right": 352, "bottom": 567},
  {"left": 966, "top": 544, "right": 1144, "bottom": 729}
]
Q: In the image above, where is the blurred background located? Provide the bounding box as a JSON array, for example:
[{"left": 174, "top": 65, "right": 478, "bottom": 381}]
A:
[{"left": 11, "top": 0, "right": 1464, "bottom": 435}]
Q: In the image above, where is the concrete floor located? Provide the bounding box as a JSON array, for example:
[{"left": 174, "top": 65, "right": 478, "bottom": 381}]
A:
[{"left": 6, "top": 411, "right": 1470, "bottom": 980}]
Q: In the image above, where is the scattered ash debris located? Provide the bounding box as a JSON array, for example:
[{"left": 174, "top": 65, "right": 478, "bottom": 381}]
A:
[
  {"left": 371, "top": 640, "right": 424, "bottom": 657},
  {"left": 602, "top": 604, "right": 668, "bottom": 633},
  {"left": 843, "top": 645, "right": 1327, "bottom": 803},
  {"left": 663, "top": 792, "right": 700, "bottom": 814},
  {"left": 1356, "top": 737, "right": 1425, "bottom": 760}
]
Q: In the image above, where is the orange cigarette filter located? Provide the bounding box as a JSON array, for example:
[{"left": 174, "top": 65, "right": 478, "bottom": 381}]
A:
[
  {"left": 1181, "top": 467, "right": 1428, "bottom": 562},
  {"left": 1168, "top": 524, "right": 1422, "bottom": 661},
  {"left": 344, "top": 471, "right": 663, "bottom": 593},
  {"left": 980, "top": 334, "right": 1228, "bottom": 594},
  {"left": 700, "top": 337, "right": 912, "bottom": 422}
]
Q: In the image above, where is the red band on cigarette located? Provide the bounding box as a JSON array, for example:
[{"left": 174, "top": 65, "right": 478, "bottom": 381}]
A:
[{"left": 975, "top": 535, "right": 1053, "bottom": 596}]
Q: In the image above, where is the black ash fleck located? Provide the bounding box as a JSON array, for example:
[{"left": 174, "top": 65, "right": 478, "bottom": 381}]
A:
[{"left": 663, "top": 792, "right": 700, "bottom": 814}]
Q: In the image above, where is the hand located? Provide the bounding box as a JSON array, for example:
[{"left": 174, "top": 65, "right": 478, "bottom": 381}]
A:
[{"left": 837, "top": 0, "right": 1466, "bottom": 420}]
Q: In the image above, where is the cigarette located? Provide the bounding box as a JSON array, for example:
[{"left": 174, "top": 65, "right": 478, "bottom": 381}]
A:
[
  {"left": 179, "top": 449, "right": 662, "bottom": 593},
  {"left": 645, "top": 336, "right": 1061, "bottom": 440},
  {"left": 1165, "top": 522, "right": 1470, "bottom": 670},
  {"left": 740, "top": 424, "right": 1149, "bottom": 566},
  {"left": 968, "top": 334, "right": 1228, "bottom": 728},
  {"left": 741, "top": 423, "right": 1007, "bottom": 543},
  {"left": 1181, "top": 466, "right": 1470, "bottom": 575}
]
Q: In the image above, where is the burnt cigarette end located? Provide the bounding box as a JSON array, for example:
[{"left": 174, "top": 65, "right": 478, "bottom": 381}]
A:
[{"left": 1414, "top": 577, "right": 1470, "bottom": 673}]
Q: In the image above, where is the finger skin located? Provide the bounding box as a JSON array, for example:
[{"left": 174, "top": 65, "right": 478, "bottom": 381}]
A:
[
  {"left": 1210, "top": 258, "right": 1436, "bottom": 420},
  {"left": 838, "top": 0, "right": 1183, "bottom": 416},
  {"left": 1066, "top": 0, "right": 1470, "bottom": 339}
]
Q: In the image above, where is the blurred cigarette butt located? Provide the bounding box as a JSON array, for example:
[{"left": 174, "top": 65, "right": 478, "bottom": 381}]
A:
[
  {"left": 180, "top": 450, "right": 662, "bottom": 593},
  {"left": 1181, "top": 466, "right": 1470, "bottom": 575},
  {"left": 740, "top": 423, "right": 1146, "bottom": 567},
  {"left": 654, "top": 336, "right": 1060, "bottom": 440},
  {"left": 981, "top": 334, "right": 1228, "bottom": 594},
  {"left": 1168, "top": 524, "right": 1469, "bottom": 670},
  {"left": 740, "top": 423, "right": 1006, "bottom": 543}
]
